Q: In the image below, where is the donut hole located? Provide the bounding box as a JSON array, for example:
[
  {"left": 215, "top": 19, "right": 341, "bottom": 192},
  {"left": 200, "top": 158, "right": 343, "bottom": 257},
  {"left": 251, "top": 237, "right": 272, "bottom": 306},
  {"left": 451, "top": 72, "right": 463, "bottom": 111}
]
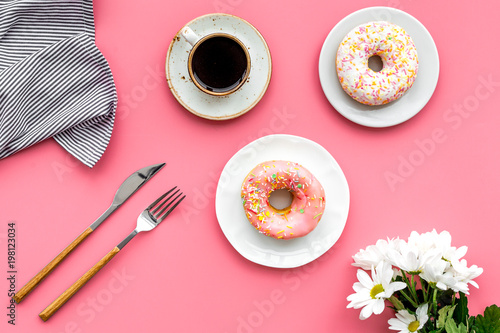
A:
[
  {"left": 368, "top": 55, "right": 383, "bottom": 72},
  {"left": 268, "top": 189, "right": 293, "bottom": 211}
]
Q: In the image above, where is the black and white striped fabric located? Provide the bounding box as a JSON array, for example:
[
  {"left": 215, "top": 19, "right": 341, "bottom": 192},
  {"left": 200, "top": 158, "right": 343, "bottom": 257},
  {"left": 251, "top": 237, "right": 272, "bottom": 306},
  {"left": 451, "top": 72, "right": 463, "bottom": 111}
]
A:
[{"left": 0, "top": 0, "right": 117, "bottom": 167}]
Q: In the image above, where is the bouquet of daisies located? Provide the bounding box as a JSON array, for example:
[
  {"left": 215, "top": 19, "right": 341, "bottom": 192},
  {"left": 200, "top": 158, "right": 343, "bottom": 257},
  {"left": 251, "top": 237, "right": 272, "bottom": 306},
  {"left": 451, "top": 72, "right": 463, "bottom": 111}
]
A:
[{"left": 347, "top": 230, "right": 499, "bottom": 332}]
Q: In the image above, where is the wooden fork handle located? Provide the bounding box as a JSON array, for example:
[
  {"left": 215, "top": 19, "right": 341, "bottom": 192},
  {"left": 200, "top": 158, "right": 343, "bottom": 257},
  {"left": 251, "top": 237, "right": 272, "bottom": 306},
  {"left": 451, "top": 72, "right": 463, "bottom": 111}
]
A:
[
  {"left": 13, "top": 227, "right": 93, "bottom": 304},
  {"left": 39, "top": 246, "right": 120, "bottom": 322}
]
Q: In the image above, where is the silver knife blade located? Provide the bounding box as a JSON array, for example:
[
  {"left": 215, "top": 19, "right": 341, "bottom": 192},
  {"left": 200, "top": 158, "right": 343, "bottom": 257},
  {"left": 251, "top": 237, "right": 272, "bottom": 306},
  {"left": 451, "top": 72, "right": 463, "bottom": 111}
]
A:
[{"left": 89, "top": 163, "right": 165, "bottom": 230}]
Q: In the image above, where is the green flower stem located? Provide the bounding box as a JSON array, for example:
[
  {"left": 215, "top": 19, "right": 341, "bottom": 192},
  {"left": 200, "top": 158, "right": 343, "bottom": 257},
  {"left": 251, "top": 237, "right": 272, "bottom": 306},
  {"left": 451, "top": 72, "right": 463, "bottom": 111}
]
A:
[
  {"left": 398, "top": 288, "right": 419, "bottom": 309},
  {"left": 401, "top": 271, "right": 419, "bottom": 305},
  {"left": 422, "top": 279, "right": 429, "bottom": 303},
  {"left": 431, "top": 287, "right": 438, "bottom": 330},
  {"left": 410, "top": 274, "right": 419, "bottom": 302},
  {"left": 432, "top": 288, "right": 438, "bottom": 315}
]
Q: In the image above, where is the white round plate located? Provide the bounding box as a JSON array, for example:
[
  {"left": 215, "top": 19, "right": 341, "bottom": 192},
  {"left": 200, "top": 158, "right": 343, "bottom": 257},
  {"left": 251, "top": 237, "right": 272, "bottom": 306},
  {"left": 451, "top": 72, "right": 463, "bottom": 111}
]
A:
[
  {"left": 319, "top": 7, "right": 439, "bottom": 127},
  {"left": 166, "top": 13, "right": 272, "bottom": 120},
  {"left": 215, "top": 134, "right": 350, "bottom": 268}
]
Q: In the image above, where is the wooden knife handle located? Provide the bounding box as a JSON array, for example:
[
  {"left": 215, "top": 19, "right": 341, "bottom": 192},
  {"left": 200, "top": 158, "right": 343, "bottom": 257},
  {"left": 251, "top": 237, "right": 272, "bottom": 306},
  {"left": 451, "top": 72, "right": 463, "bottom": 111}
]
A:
[
  {"left": 39, "top": 246, "right": 120, "bottom": 322},
  {"left": 13, "top": 227, "right": 93, "bottom": 304}
]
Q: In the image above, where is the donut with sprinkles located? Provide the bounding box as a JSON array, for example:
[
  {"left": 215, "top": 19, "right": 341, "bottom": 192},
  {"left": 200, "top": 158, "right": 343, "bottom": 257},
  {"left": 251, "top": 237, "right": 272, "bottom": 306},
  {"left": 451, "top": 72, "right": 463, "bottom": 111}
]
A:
[
  {"left": 336, "top": 21, "right": 418, "bottom": 105},
  {"left": 241, "top": 160, "right": 326, "bottom": 240}
]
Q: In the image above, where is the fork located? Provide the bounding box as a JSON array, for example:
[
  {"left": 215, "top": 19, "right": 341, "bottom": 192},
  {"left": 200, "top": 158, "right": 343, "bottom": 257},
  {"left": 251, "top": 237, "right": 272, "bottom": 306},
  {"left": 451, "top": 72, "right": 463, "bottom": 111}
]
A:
[{"left": 39, "top": 187, "right": 185, "bottom": 321}]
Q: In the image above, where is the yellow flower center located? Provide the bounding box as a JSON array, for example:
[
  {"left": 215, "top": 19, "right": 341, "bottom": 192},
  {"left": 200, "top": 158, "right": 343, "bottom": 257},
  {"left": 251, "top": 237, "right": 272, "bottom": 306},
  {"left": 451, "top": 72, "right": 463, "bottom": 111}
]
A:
[
  {"left": 370, "top": 284, "right": 384, "bottom": 299},
  {"left": 408, "top": 320, "right": 420, "bottom": 332}
]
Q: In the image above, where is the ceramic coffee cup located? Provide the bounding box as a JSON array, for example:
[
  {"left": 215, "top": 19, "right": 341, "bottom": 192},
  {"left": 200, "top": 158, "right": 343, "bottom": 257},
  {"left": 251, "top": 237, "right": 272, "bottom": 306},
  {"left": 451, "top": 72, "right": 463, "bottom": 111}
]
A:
[{"left": 180, "top": 26, "right": 251, "bottom": 96}]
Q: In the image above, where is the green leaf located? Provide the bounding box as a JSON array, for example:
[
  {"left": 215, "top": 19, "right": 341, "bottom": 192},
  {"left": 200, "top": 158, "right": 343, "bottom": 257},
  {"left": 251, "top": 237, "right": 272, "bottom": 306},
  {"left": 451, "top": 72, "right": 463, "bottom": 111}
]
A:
[
  {"left": 469, "top": 316, "right": 476, "bottom": 331},
  {"left": 453, "top": 293, "right": 470, "bottom": 326},
  {"left": 473, "top": 305, "right": 500, "bottom": 333},
  {"left": 445, "top": 318, "right": 468, "bottom": 333},
  {"left": 438, "top": 305, "right": 457, "bottom": 329}
]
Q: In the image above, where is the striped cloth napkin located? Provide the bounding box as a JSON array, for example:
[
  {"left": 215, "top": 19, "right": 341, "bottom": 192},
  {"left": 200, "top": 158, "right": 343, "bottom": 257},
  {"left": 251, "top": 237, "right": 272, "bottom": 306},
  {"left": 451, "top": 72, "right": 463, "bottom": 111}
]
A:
[{"left": 0, "top": 0, "right": 117, "bottom": 167}]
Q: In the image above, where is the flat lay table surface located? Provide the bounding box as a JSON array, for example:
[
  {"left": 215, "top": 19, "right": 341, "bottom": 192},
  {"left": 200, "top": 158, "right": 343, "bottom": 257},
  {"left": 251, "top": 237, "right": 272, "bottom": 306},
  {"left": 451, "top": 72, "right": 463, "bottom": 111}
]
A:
[{"left": 2, "top": 0, "right": 500, "bottom": 332}]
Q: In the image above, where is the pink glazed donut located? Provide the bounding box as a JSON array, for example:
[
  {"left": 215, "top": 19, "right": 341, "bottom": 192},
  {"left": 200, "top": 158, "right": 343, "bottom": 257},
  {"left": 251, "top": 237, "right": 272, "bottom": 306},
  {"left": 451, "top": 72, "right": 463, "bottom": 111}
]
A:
[
  {"left": 241, "top": 160, "right": 326, "bottom": 240},
  {"left": 336, "top": 21, "right": 418, "bottom": 105}
]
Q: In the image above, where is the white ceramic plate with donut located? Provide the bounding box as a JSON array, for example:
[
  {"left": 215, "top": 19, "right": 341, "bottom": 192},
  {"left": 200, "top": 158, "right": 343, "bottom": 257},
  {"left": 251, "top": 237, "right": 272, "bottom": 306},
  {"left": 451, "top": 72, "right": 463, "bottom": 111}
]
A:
[
  {"left": 215, "top": 134, "right": 350, "bottom": 268},
  {"left": 319, "top": 6, "right": 439, "bottom": 127}
]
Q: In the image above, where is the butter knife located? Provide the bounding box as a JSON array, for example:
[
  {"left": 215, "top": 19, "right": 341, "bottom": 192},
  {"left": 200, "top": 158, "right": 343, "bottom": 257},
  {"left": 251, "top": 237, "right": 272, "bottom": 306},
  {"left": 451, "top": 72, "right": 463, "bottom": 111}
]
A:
[{"left": 13, "top": 163, "right": 165, "bottom": 303}]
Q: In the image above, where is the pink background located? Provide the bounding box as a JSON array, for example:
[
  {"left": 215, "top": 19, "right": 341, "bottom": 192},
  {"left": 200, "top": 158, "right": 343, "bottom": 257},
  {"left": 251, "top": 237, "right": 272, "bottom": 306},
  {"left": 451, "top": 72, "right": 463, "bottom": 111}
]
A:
[{"left": 2, "top": 0, "right": 500, "bottom": 332}]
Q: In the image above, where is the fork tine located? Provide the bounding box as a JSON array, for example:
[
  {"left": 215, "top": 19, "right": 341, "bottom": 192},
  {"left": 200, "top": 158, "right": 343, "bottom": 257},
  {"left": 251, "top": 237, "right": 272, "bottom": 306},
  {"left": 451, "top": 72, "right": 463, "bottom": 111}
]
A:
[
  {"left": 155, "top": 192, "right": 184, "bottom": 219},
  {"left": 151, "top": 189, "right": 180, "bottom": 215},
  {"left": 157, "top": 194, "right": 186, "bottom": 222},
  {"left": 147, "top": 187, "right": 177, "bottom": 210}
]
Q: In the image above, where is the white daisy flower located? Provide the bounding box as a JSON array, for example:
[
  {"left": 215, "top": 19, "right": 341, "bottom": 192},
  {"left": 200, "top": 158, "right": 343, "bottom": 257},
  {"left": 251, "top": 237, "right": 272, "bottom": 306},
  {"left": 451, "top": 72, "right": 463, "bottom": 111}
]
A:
[
  {"left": 420, "top": 258, "right": 456, "bottom": 291},
  {"left": 408, "top": 230, "right": 467, "bottom": 263},
  {"left": 347, "top": 261, "right": 407, "bottom": 320},
  {"left": 407, "top": 229, "right": 445, "bottom": 252},
  {"left": 429, "top": 230, "right": 468, "bottom": 264},
  {"left": 388, "top": 303, "right": 429, "bottom": 332},
  {"left": 387, "top": 241, "right": 442, "bottom": 275},
  {"left": 442, "top": 243, "right": 468, "bottom": 264},
  {"left": 352, "top": 238, "right": 402, "bottom": 270},
  {"left": 449, "top": 258, "right": 483, "bottom": 294}
]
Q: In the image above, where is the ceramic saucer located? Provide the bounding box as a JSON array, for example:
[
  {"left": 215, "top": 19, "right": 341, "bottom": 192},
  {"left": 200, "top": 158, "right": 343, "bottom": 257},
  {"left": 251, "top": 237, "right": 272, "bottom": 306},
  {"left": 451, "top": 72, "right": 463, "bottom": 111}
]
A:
[
  {"left": 319, "top": 7, "right": 440, "bottom": 127},
  {"left": 166, "top": 13, "right": 272, "bottom": 120}
]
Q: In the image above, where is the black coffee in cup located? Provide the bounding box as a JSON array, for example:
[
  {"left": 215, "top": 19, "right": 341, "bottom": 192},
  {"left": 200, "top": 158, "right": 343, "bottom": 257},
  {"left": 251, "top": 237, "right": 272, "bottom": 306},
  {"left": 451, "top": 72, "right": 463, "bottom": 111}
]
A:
[{"left": 190, "top": 35, "right": 249, "bottom": 94}]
